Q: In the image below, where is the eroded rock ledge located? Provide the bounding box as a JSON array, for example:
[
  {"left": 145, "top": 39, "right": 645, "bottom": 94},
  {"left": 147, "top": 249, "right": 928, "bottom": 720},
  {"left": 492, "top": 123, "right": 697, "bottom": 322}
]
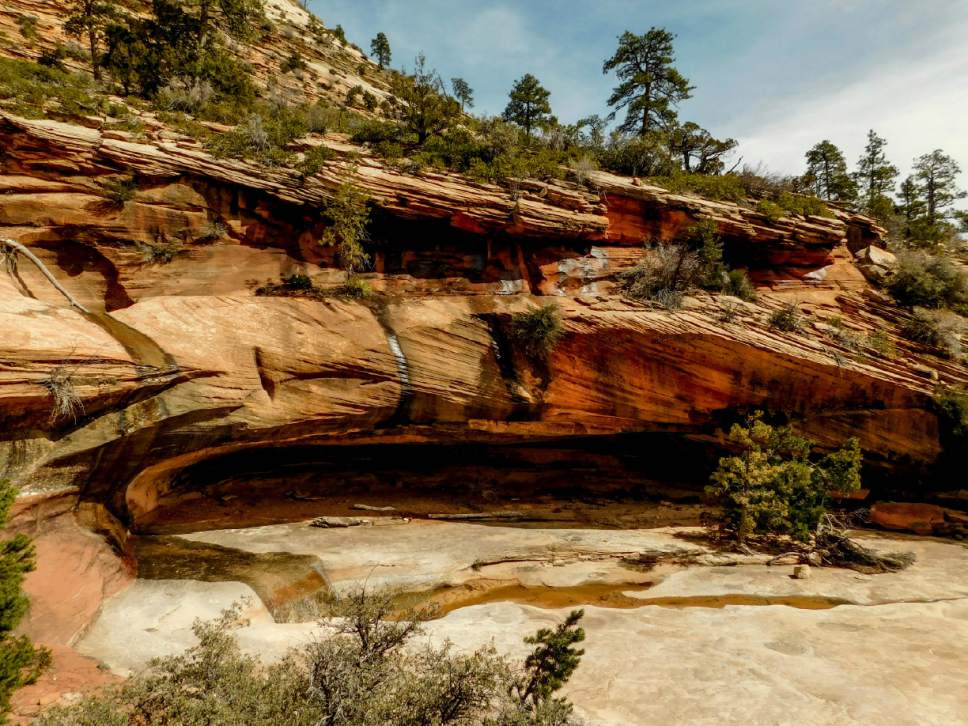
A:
[{"left": 0, "top": 111, "right": 961, "bottom": 528}]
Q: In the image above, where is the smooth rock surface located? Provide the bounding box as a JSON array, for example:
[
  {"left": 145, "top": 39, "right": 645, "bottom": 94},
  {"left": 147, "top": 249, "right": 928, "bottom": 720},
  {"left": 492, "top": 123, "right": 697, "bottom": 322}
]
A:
[{"left": 74, "top": 524, "right": 968, "bottom": 725}]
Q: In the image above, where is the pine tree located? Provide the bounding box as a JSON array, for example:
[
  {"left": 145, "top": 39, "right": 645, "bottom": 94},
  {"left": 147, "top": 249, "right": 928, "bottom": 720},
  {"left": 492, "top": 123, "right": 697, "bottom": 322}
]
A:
[
  {"left": 853, "top": 129, "right": 899, "bottom": 215},
  {"left": 804, "top": 140, "right": 857, "bottom": 203},
  {"left": 913, "top": 149, "right": 966, "bottom": 226},
  {"left": 392, "top": 53, "right": 459, "bottom": 145},
  {"left": 192, "top": 0, "right": 265, "bottom": 52},
  {"left": 450, "top": 77, "right": 473, "bottom": 112},
  {"left": 0, "top": 480, "right": 50, "bottom": 718},
  {"left": 64, "top": 0, "right": 118, "bottom": 80},
  {"left": 602, "top": 28, "right": 694, "bottom": 136},
  {"left": 668, "top": 121, "right": 737, "bottom": 174},
  {"left": 370, "top": 32, "right": 391, "bottom": 69},
  {"left": 512, "top": 609, "right": 585, "bottom": 719},
  {"left": 502, "top": 74, "right": 552, "bottom": 137}
]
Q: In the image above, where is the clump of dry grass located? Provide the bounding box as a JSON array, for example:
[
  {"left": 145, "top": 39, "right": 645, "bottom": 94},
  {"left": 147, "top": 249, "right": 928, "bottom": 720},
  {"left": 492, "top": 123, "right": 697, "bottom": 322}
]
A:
[{"left": 40, "top": 367, "right": 83, "bottom": 423}]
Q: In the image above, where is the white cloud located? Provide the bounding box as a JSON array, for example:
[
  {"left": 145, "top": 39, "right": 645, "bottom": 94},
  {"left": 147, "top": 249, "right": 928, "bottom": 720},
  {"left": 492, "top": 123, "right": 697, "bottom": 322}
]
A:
[{"left": 726, "top": 15, "right": 968, "bottom": 207}]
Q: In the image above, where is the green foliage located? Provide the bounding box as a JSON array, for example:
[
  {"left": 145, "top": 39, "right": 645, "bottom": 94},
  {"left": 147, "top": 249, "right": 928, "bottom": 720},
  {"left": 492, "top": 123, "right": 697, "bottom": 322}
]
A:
[
  {"left": 668, "top": 121, "right": 737, "bottom": 175},
  {"left": 509, "top": 304, "right": 564, "bottom": 359},
  {"left": 255, "top": 273, "right": 322, "bottom": 299},
  {"left": 503, "top": 74, "right": 553, "bottom": 137},
  {"left": 0, "top": 58, "right": 102, "bottom": 119},
  {"left": 101, "top": 0, "right": 261, "bottom": 102},
  {"left": 689, "top": 219, "right": 728, "bottom": 290},
  {"left": 756, "top": 199, "right": 784, "bottom": 221},
  {"left": 17, "top": 15, "right": 39, "bottom": 41},
  {"left": 510, "top": 609, "right": 585, "bottom": 722},
  {"left": 707, "top": 413, "right": 862, "bottom": 543},
  {"left": 912, "top": 149, "right": 965, "bottom": 227},
  {"left": 648, "top": 171, "right": 746, "bottom": 202},
  {"left": 64, "top": 0, "right": 118, "bottom": 79},
  {"left": 598, "top": 131, "right": 675, "bottom": 177},
  {"left": 370, "top": 32, "right": 391, "bottom": 69},
  {"left": 888, "top": 251, "right": 968, "bottom": 311},
  {"left": 321, "top": 184, "right": 371, "bottom": 273},
  {"left": 451, "top": 77, "right": 473, "bottom": 111},
  {"left": 724, "top": 268, "right": 757, "bottom": 302},
  {"left": 769, "top": 303, "right": 803, "bottom": 332},
  {"left": 207, "top": 104, "right": 309, "bottom": 165},
  {"left": 391, "top": 53, "right": 460, "bottom": 145},
  {"left": 100, "top": 176, "right": 136, "bottom": 206},
  {"left": 280, "top": 50, "right": 307, "bottom": 74},
  {"left": 853, "top": 130, "right": 898, "bottom": 217},
  {"left": 931, "top": 386, "right": 968, "bottom": 440},
  {"left": 335, "top": 275, "right": 373, "bottom": 299},
  {"left": 0, "top": 480, "right": 51, "bottom": 718},
  {"left": 774, "top": 191, "right": 832, "bottom": 218},
  {"left": 296, "top": 145, "right": 332, "bottom": 181},
  {"left": 900, "top": 307, "right": 964, "bottom": 358},
  {"left": 618, "top": 243, "right": 695, "bottom": 309},
  {"left": 602, "top": 27, "right": 693, "bottom": 135},
  {"left": 38, "top": 591, "right": 583, "bottom": 726},
  {"left": 803, "top": 140, "right": 857, "bottom": 203},
  {"left": 865, "top": 329, "right": 897, "bottom": 359}
]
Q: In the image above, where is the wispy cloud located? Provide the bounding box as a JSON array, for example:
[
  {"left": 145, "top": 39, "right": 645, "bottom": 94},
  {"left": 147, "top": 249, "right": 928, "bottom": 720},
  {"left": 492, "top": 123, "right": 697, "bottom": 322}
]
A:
[{"left": 309, "top": 0, "right": 968, "bottom": 204}]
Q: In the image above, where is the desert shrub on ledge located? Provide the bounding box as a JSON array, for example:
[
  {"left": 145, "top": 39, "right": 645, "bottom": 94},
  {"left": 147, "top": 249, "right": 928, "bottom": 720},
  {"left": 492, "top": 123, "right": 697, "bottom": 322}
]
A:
[
  {"left": 509, "top": 304, "right": 564, "bottom": 359},
  {"left": 901, "top": 307, "right": 964, "bottom": 359},
  {"left": 618, "top": 221, "right": 756, "bottom": 308},
  {"left": 768, "top": 302, "right": 803, "bottom": 332},
  {"left": 888, "top": 251, "right": 968, "bottom": 313}
]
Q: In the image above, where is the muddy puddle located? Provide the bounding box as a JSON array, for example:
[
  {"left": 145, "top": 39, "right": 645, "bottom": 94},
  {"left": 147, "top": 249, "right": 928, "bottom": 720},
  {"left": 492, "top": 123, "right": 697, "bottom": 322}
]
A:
[{"left": 133, "top": 535, "right": 853, "bottom": 626}]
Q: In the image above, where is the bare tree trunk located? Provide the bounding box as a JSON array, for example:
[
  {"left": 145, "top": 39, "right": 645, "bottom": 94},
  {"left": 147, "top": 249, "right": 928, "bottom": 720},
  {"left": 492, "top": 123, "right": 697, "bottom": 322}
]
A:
[
  {"left": 89, "top": 30, "right": 100, "bottom": 81},
  {"left": 0, "top": 238, "right": 90, "bottom": 313}
]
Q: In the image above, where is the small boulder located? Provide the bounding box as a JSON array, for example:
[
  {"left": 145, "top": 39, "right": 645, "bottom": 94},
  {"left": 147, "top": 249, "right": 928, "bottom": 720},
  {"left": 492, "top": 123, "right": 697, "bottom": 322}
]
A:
[
  {"left": 854, "top": 245, "right": 897, "bottom": 284},
  {"left": 793, "top": 565, "right": 811, "bottom": 579},
  {"left": 870, "top": 503, "right": 946, "bottom": 536}
]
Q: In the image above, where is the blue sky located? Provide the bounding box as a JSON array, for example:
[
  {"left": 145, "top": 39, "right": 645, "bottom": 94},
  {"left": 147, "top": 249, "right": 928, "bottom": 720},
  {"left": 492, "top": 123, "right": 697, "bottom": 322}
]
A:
[{"left": 309, "top": 0, "right": 968, "bottom": 203}]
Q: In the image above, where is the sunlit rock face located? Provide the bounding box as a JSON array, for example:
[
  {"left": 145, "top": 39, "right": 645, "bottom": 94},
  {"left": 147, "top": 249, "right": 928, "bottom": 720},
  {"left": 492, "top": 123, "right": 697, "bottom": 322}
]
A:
[{"left": 0, "top": 109, "right": 962, "bottom": 529}]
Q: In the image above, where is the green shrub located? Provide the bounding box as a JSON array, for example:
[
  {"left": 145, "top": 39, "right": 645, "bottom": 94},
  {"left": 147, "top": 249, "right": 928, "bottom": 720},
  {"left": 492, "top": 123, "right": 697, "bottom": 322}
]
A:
[
  {"left": 618, "top": 244, "right": 697, "bottom": 309},
  {"left": 17, "top": 15, "right": 38, "bottom": 41},
  {"left": 0, "top": 480, "right": 51, "bottom": 718},
  {"left": 724, "top": 269, "right": 757, "bottom": 301},
  {"left": 0, "top": 58, "right": 101, "bottom": 119},
  {"left": 280, "top": 51, "right": 307, "bottom": 74},
  {"left": 321, "top": 184, "right": 371, "bottom": 272},
  {"left": 100, "top": 177, "right": 136, "bottom": 207},
  {"left": 932, "top": 386, "right": 968, "bottom": 439},
  {"left": 865, "top": 329, "right": 897, "bottom": 359},
  {"left": 37, "top": 592, "right": 584, "bottom": 726},
  {"left": 648, "top": 171, "right": 747, "bottom": 202},
  {"left": 296, "top": 145, "right": 333, "bottom": 181},
  {"left": 509, "top": 304, "right": 564, "bottom": 359},
  {"left": 256, "top": 273, "right": 316, "bottom": 298},
  {"left": 756, "top": 199, "right": 784, "bottom": 221},
  {"left": 769, "top": 303, "right": 803, "bottom": 332},
  {"left": 707, "top": 413, "right": 862, "bottom": 543},
  {"left": 136, "top": 240, "right": 181, "bottom": 265},
  {"left": 336, "top": 275, "right": 373, "bottom": 299},
  {"left": 775, "top": 192, "right": 832, "bottom": 218},
  {"left": 900, "top": 307, "right": 964, "bottom": 358},
  {"left": 207, "top": 106, "right": 309, "bottom": 166},
  {"left": 888, "top": 251, "right": 968, "bottom": 311}
]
